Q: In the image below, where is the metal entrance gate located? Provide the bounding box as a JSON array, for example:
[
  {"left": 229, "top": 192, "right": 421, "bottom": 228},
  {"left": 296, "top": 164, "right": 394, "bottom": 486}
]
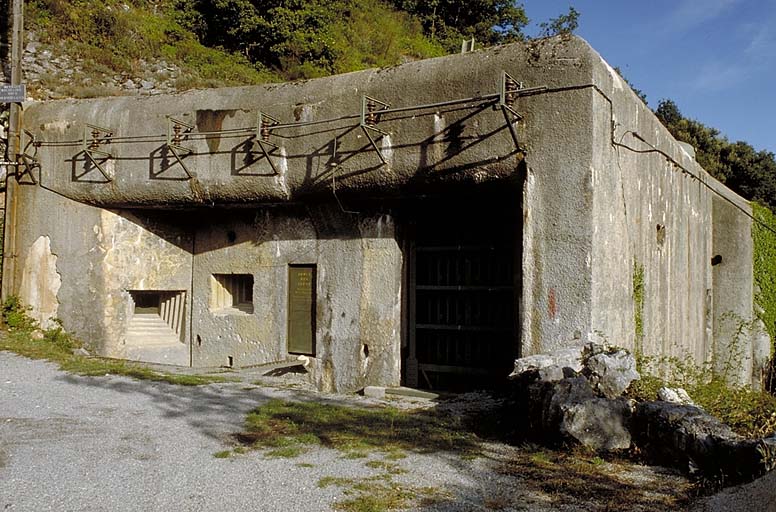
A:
[{"left": 406, "top": 197, "right": 518, "bottom": 391}]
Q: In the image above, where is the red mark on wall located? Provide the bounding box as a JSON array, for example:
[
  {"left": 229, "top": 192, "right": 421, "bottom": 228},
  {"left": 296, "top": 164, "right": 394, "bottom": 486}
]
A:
[{"left": 548, "top": 288, "right": 557, "bottom": 320}]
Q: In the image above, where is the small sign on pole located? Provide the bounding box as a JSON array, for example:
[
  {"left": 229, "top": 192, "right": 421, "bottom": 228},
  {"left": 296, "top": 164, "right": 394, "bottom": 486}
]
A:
[{"left": 0, "top": 84, "right": 26, "bottom": 103}]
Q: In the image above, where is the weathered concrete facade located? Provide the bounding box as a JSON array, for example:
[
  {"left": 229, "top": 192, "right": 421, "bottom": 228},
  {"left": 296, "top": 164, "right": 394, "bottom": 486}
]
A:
[{"left": 2, "top": 36, "right": 766, "bottom": 391}]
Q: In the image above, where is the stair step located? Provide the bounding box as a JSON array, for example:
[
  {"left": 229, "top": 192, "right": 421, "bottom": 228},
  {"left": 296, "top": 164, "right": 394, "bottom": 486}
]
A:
[
  {"left": 126, "top": 314, "right": 180, "bottom": 346},
  {"left": 126, "top": 342, "right": 189, "bottom": 366},
  {"left": 126, "top": 337, "right": 181, "bottom": 346}
]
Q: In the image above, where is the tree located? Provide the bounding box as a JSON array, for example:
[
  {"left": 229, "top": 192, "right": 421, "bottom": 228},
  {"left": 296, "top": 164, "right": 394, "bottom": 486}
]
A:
[
  {"left": 614, "top": 66, "right": 647, "bottom": 104},
  {"left": 656, "top": 98, "right": 776, "bottom": 211},
  {"left": 390, "top": 0, "right": 529, "bottom": 50},
  {"left": 538, "top": 6, "right": 579, "bottom": 37},
  {"left": 173, "top": 0, "right": 447, "bottom": 79},
  {"left": 655, "top": 99, "right": 682, "bottom": 127}
]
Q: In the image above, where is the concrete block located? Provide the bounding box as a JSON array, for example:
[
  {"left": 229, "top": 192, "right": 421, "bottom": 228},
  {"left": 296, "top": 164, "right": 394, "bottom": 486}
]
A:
[{"left": 363, "top": 386, "right": 386, "bottom": 399}]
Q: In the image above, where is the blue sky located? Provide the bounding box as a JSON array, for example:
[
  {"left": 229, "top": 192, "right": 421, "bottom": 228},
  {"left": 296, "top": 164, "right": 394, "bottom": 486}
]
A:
[{"left": 524, "top": 0, "right": 776, "bottom": 154}]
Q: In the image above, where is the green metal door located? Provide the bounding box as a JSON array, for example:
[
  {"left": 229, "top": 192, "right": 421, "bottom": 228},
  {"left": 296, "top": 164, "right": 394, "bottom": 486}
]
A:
[{"left": 287, "top": 265, "right": 316, "bottom": 355}]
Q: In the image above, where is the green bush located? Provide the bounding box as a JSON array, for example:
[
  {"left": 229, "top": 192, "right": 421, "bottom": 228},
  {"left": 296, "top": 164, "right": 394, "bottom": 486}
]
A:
[
  {"left": 629, "top": 351, "right": 776, "bottom": 439},
  {"left": 1, "top": 296, "right": 37, "bottom": 331},
  {"left": 753, "top": 203, "right": 776, "bottom": 347}
]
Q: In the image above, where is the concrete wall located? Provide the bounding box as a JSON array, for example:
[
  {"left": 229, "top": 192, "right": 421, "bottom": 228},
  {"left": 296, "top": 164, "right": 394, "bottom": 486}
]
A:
[
  {"left": 586, "top": 47, "right": 763, "bottom": 384},
  {"left": 190, "top": 206, "right": 401, "bottom": 392}
]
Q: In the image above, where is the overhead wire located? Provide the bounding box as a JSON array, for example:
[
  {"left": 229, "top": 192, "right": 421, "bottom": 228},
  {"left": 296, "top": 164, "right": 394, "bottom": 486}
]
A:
[{"left": 20, "top": 78, "right": 776, "bottom": 237}]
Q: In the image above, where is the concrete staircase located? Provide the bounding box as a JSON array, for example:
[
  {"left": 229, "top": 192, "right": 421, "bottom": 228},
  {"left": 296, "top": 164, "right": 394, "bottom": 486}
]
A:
[{"left": 125, "top": 314, "right": 188, "bottom": 366}]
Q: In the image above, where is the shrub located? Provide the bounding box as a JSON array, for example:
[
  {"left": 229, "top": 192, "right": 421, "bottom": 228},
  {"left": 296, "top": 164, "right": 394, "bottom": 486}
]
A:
[
  {"left": 629, "top": 351, "right": 776, "bottom": 439},
  {"left": 1, "top": 296, "right": 37, "bottom": 331}
]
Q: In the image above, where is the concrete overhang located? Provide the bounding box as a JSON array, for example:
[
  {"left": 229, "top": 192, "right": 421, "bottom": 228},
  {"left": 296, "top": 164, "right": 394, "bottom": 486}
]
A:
[{"left": 19, "top": 36, "right": 602, "bottom": 208}]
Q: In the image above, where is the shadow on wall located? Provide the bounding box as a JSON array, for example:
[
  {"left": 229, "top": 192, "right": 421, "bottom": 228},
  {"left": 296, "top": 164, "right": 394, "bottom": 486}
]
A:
[
  {"left": 114, "top": 200, "right": 409, "bottom": 260},
  {"left": 62, "top": 102, "right": 521, "bottom": 197}
]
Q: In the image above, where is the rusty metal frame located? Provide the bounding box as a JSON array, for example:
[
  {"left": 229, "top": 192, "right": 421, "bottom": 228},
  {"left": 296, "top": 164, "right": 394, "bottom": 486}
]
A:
[
  {"left": 498, "top": 71, "right": 525, "bottom": 152},
  {"left": 165, "top": 116, "right": 194, "bottom": 179},
  {"left": 359, "top": 95, "right": 390, "bottom": 166},
  {"left": 13, "top": 129, "right": 40, "bottom": 184},
  {"left": 255, "top": 111, "right": 280, "bottom": 176},
  {"left": 82, "top": 123, "right": 114, "bottom": 182}
]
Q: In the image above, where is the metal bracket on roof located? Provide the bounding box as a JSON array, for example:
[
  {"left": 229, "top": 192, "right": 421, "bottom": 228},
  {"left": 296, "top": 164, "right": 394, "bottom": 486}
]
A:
[
  {"left": 11, "top": 129, "right": 41, "bottom": 184},
  {"left": 360, "top": 95, "right": 390, "bottom": 166},
  {"left": 498, "top": 71, "right": 525, "bottom": 153},
  {"left": 82, "top": 123, "right": 114, "bottom": 182},
  {"left": 255, "top": 111, "right": 281, "bottom": 176},
  {"left": 165, "top": 116, "right": 194, "bottom": 179}
]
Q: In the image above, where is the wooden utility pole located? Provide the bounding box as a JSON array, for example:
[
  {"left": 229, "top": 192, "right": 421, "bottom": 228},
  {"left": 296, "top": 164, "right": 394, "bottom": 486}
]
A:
[
  {"left": 9, "top": 0, "right": 23, "bottom": 159},
  {"left": 2, "top": 0, "right": 23, "bottom": 299}
]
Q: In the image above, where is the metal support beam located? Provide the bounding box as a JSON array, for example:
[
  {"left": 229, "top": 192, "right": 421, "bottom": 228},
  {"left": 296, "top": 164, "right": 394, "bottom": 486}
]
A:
[
  {"left": 165, "top": 116, "right": 194, "bottom": 179},
  {"left": 498, "top": 71, "right": 525, "bottom": 153},
  {"left": 14, "top": 129, "right": 39, "bottom": 184},
  {"left": 359, "top": 95, "right": 390, "bottom": 166},
  {"left": 82, "top": 123, "right": 114, "bottom": 182},
  {"left": 255, "top": 111, "right": 280, "bottom": 175}
]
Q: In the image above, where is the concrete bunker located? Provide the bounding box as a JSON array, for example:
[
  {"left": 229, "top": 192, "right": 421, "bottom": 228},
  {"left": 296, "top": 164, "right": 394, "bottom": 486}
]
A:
[{"left": 2, "top": 36, "right": 767, "bottom": 392}]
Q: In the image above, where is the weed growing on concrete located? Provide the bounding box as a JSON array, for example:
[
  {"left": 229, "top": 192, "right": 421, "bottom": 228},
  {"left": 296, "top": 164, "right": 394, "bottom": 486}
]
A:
[
  {"left": 632, "top": 260, "right": 645, "bottom": 352},
  {"left": 0, "top": 297, "right": 229, "bottom": 386},
  {"left": 213, "top": 450, "right": 232, "bottom": 459}
]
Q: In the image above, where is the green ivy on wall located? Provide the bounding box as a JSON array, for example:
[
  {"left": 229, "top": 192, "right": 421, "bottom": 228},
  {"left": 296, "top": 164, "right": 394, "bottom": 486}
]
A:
[
  {"left": 752, "top": 203, "right": 776, "bottom": 354},
  {"left": 632, "top": 259, "right": 645, "bottom": 355}
]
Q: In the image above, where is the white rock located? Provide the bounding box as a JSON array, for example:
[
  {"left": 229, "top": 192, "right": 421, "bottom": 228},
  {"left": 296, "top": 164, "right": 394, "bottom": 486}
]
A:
[{"left": 657, "top": 387, "right": 695, "bottom": 406}]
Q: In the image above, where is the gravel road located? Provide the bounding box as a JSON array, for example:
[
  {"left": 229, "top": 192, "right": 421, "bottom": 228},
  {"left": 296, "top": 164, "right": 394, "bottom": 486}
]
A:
[{"left": 1, "top": 351, "right": 696, "bottom": 512}]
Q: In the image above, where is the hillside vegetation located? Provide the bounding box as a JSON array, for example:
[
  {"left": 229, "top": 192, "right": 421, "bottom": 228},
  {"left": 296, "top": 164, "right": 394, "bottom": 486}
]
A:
[
  {"left": 23, "top": 0, "right": 529, "bottom": 94},
  {"left": 21, "top": 0, "right": 582, "bottom": 97}
]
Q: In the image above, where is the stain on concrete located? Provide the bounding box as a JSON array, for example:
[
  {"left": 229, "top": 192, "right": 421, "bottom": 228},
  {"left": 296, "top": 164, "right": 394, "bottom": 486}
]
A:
[
  {"left": 548, "top": 288, "right": 557, "bottom": 320},
  {"left": 19, "top": 236, "right": 61, "bottom": 329},
  {"left": 195, "top": 109, "right": 236, "bottom": 153}
]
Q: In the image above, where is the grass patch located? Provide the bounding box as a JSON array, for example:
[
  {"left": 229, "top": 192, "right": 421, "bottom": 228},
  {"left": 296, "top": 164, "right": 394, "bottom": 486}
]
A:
[
  {"left": 365, "top": 460, "right": 406, "bottom": 475},
  {"left": 213, "top": 450, "right": 232, "bottom": 459},
  {"left": 0, "top": 297, "right": 231, "bottom": 387},
  {"left": 318, "top": 474, "right": 443, "bottom": 512},
  {"left": 231, "top": 397, "right": 479, "bottom": 509},
  {"left": 235, "top": 398, "right": 483, "bottom": 460},
  {"left": 498, "top": 446, "right": 693, "bottom": 511},
  {"left": 265, "top": 446, "right": 307, "bottom": 458}
]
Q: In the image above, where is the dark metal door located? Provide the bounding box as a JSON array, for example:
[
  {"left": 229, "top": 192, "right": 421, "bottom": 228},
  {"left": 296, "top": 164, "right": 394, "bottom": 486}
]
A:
[{"left": 407, "top": 196, "right": 517, "bottom": 391}]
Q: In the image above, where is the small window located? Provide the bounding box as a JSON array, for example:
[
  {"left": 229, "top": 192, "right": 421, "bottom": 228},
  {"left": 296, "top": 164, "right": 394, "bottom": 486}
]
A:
[{"left": 211, "top": 274, "right": 254, "bottom": 314}]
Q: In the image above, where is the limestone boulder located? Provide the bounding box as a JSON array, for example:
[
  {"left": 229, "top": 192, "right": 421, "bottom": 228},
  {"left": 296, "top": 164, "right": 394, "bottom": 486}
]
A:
[
  {"left": 632, "top": 402, "right": 775, "bottom": 485},
  {"left": 525, "top": 377, "right": 632, "bottom": 452},
  {"left": 510, "top": 345, "right": 587, "bottom": 382},
  {"left": 562, "top": 398, "right": 633, "bottom": 451},
  {"left": 584, "top": 348, "right": 640, "bottom": 399}
]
